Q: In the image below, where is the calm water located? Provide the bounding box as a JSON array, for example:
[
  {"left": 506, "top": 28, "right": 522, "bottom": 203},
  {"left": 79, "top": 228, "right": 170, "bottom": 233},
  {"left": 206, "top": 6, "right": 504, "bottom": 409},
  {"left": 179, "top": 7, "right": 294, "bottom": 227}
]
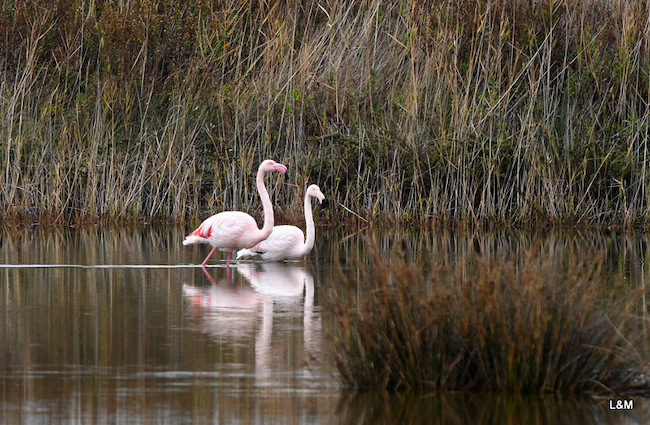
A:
[{"left": 1, "top": 226, "right": 649, "bottom": 424}]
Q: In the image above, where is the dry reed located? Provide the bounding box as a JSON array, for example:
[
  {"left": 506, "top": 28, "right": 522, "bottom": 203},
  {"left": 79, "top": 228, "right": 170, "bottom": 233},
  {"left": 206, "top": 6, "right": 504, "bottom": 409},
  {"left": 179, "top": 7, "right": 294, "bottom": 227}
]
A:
[
  {"left": 327, "top": 241, "right": 650, "bottom": 395},
  {"left": 1, "top": 1, "right": 650, "bottom": 227}
]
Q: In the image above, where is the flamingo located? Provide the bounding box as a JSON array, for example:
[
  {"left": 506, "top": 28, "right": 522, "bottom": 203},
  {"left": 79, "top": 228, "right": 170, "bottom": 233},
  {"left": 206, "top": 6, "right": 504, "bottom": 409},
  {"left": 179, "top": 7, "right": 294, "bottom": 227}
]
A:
[
  {"left": 237, "top": 184, "right": 325, "bottom": 261},
  {"left": 183, "top": 159, "right": 288, "bottom": 268}
]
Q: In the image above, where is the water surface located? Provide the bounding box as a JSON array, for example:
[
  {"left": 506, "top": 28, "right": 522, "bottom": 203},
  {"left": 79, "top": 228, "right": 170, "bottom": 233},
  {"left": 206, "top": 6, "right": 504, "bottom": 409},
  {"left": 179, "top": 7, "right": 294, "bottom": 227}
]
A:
[{"left": 1, "top": 227, "right": 649, "bottom": 424}]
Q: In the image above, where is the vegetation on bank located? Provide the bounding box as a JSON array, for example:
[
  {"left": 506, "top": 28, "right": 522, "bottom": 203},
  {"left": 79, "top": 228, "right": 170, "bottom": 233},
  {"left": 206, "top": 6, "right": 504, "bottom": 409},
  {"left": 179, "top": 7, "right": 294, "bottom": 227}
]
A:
[
  {"left": 2, "top": 0, "right": 650, "bottom": 227},
  {"left": 327, "top": 242, "right": 650, "bottom": 395}
]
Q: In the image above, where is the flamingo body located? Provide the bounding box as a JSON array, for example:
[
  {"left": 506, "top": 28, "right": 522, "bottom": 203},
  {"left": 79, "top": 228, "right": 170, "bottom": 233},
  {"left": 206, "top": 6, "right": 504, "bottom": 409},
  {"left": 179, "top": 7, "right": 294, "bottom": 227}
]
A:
[
  {"left": 237, "top": 225, "right": 307, "bottom": 261},
  {"left": 183, "top": 159, "right": 287, "bottom": 268},
  {"left": 237, "top": 184, "right": 325, "bottom": 261},
  {"left": 184, "top": 211, "right": 269, "bottom": 252}
]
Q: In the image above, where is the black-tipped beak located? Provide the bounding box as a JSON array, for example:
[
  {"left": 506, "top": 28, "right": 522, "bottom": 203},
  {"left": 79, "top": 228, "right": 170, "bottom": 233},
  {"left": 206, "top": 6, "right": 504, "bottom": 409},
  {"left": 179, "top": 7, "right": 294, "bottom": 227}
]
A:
[{"left": 320, "top": 199, "right": 330, "bottom": 210}]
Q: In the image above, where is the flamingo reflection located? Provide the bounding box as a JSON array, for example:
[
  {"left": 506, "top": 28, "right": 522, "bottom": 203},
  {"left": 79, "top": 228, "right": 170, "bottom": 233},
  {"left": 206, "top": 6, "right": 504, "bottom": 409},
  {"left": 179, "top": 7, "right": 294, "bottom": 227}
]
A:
[{"left": 182, "top": 263, "right": 318, "bottom": 388}]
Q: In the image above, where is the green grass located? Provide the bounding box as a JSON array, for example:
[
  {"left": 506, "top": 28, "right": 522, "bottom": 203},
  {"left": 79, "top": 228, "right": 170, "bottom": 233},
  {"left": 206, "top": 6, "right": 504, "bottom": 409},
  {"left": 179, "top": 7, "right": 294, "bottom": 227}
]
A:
[
  {"left": 2, "top": 1, "right": 650, "bottom": 227},
  {"left": 326, "top": 240, "right": 650, "bottom": 395}
]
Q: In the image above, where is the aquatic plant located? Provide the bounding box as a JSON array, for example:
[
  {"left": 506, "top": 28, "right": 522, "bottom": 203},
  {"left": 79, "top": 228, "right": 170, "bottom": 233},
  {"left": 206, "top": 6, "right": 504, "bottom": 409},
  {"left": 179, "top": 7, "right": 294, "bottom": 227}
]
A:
[
  {"left": 2, "top": 1, "right": 650, "bottom": 227},
  {"left": 327, "top": 242, "right": 650, "bottom": 395}
]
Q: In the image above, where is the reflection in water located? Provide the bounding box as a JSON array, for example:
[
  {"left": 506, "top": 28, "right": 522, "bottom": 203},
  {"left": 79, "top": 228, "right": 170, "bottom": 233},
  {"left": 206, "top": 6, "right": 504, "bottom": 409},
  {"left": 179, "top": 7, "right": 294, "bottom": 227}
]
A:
[
  {"left": 0, "top": 229, "right": 336, "bottom": 424},
  {"left": 337, "top": 392, "right": 649, "bottom": 425},
  {"left": 183, "top": 262, "right": 319, "bottom": 393},
  {"left": 0, "top": 227, "right": 650, "bottom": 423},
  {"left": 237, "top": 262, "right": 318, "bottom": 361}
]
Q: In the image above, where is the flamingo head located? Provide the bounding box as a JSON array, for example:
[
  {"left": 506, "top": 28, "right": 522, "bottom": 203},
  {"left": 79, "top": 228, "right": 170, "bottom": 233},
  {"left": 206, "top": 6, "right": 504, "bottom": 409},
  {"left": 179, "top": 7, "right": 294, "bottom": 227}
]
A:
[
  {"left": 307, "top": 184, "right": 325, "bottom": 204},
  {"left": 259, "top": 159, "right": 288, "bottom": 175}
]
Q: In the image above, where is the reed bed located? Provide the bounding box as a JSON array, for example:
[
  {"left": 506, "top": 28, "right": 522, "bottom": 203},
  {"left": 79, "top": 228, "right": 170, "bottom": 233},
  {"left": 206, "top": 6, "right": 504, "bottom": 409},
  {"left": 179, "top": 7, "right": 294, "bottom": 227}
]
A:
[
  {"left": 327, "top": 242, "right": 650, "bottom": 395},
  {"left": 2, "top": 1, "right": 650, "bottom": 227}
]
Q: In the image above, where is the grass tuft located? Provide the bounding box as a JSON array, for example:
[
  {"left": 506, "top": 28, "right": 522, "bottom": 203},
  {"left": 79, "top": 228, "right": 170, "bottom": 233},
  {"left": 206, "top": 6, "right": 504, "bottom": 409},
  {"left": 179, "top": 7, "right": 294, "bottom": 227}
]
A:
[{"left": 327, "top": 241, "right": 650, "bottom": 395}]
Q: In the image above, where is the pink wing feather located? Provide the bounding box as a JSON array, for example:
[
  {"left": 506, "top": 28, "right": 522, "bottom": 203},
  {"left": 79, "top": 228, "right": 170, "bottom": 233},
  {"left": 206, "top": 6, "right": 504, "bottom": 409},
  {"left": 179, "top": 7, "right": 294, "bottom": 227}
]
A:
[{"left": 187, "top": 222, "right": 212, "bottom": 238}]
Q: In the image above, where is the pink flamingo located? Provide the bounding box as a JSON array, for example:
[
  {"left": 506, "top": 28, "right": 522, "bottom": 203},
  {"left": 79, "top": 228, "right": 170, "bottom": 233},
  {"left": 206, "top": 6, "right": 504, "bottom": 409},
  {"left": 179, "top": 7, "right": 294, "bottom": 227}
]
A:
[
  {"left": 237, "top": 184, "right": 325, "bottom": 261},
  {"left": 183, "top": 159, "right": 288, "bottom": 268}
]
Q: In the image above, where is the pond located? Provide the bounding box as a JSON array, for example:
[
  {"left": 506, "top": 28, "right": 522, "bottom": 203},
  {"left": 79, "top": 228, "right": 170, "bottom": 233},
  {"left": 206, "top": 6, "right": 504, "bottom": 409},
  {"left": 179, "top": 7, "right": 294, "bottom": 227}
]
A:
[{"left": 1, "top": 226, "right": 649, "bottom": 424}]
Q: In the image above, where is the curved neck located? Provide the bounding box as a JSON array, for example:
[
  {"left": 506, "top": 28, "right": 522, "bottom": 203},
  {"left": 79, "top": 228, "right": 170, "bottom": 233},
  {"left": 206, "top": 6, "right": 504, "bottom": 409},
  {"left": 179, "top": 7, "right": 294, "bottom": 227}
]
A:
[
  {"left": 257, "top": 167, "right": 274, "bottom": 237},
  {"left": 301, "top": 192, "right": 316, "bottom": 255}
]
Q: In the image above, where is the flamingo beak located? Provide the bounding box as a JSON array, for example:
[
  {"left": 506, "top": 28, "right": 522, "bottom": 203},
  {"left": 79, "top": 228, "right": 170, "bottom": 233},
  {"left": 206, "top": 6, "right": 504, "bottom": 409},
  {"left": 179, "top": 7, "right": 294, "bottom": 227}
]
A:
[{"left": 274, "top": 163, "right": 288, "bottom": 175}]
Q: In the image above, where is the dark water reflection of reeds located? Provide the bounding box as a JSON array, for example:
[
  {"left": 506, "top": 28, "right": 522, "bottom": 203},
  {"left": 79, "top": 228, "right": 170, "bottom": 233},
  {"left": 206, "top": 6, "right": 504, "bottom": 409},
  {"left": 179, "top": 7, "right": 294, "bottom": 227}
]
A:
[
  {"left": 337, "top": 392, "right": 649, "bottom": 425},
  {"left": 0, "top": 227, "right": 649, "bottom": 424}
]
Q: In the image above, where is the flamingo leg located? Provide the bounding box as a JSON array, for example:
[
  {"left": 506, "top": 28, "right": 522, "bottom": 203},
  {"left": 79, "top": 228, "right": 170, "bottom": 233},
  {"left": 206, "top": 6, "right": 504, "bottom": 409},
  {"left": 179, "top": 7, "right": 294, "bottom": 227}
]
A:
[{"left": 202, "top": 247, "right": 217, "bottom": 267}]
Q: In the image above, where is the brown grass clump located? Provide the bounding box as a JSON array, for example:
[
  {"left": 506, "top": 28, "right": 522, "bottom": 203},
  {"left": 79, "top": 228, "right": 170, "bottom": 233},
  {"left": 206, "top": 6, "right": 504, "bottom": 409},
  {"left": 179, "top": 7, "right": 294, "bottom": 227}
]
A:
[{"left": 327, "top": 243, "right": 650, "bottom": 395}]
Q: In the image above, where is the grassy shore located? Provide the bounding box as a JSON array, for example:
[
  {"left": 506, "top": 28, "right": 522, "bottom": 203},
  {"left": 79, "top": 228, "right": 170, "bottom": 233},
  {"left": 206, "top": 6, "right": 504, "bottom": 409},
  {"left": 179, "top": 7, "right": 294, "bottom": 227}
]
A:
[
  {"left": 326, "top": 240, "right": 650, "bottom": 395},
  {"left": 2, "top": 1, "right": 650, "bottom": 227}
]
